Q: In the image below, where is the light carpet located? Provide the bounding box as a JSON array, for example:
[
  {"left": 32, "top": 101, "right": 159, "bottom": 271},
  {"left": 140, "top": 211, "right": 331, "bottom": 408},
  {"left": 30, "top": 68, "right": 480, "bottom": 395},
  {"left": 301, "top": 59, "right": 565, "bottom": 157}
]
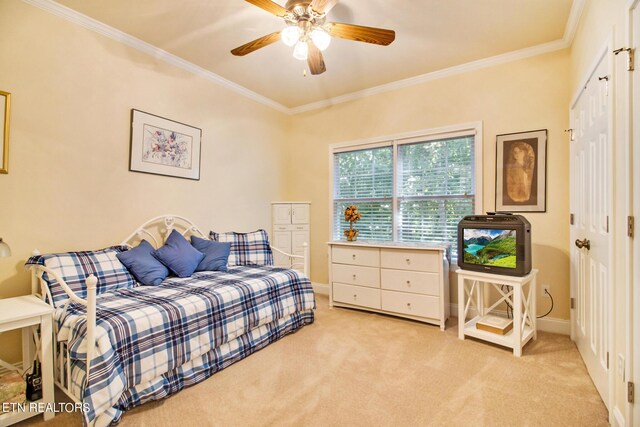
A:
[{"left": 19, "top": 294, "right": 608, "bottom": 427}]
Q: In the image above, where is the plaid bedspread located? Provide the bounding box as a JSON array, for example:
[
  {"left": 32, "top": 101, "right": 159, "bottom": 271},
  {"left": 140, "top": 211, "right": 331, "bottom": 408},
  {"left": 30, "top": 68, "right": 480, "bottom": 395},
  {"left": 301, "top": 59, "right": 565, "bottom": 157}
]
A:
[{"left": 55, "top": 266, "right": 315, "bottom": 426}]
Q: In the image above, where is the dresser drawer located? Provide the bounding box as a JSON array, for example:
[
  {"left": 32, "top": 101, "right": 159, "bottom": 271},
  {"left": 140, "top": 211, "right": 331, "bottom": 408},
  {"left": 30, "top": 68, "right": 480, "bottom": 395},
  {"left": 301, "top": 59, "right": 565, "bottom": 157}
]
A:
[
  {"left": 380, "top": 249, "right": 440, "bottom": 272},
  {"left": 381, "top": 269, "right": 440, "bottom": 296},
  {"left": 332, "top": 246, "right": 379, "bottom": 267},
  {"left": 332, "top": 263, "right": 380, "bottom": 288},
  {"left": 333, "top": 283, "right": 381, "bottom": 309},
  {"left": 381, "top": 290, "right": 439, "bottom": 319}
]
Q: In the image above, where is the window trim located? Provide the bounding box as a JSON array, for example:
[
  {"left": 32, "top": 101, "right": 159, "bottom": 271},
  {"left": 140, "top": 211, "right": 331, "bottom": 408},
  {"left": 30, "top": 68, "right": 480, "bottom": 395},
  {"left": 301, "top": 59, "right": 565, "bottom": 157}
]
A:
[{"left": 328, "top": 122, "right": 484, "bottom": 246}]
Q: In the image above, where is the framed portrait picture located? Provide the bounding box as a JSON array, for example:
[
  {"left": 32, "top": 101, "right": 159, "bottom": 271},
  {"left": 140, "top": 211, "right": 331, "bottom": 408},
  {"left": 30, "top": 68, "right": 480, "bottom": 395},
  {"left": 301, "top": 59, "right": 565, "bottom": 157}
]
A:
[
  {"left": 495, "top": 129, "right": 547, "bottom": 213},
  {"left": 0, "top": 90, "right": 11, "bottom": 174},
  {"left": 129, "top": 109, "right": 202, "bottom": 180}
]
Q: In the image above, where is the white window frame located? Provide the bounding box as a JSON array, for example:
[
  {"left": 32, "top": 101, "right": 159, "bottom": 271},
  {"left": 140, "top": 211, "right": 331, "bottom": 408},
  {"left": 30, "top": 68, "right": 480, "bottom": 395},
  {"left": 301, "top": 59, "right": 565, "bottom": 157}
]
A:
[{"left": 328, "top": 121, "right": 484, "bottom": 249}]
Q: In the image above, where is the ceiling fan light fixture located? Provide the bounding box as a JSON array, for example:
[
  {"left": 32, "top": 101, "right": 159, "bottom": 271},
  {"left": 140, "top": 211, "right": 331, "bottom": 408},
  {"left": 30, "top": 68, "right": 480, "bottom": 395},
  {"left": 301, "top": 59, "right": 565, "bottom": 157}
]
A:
[
  {"left": 310, "top": 28, "right": 331, "bottom": 51},
  {"left": 293, "top": 41, "right": 309, "bottom": 60},
  {"left": 281, "top": 25, "right": 302, "bottom": 47}
]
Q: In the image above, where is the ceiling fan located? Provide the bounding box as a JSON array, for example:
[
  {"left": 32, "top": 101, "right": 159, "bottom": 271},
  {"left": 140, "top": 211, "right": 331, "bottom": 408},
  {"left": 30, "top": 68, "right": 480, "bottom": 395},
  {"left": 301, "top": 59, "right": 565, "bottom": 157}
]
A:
[{"left": 231, "top": 0, "right": 396, "bottom": 75}]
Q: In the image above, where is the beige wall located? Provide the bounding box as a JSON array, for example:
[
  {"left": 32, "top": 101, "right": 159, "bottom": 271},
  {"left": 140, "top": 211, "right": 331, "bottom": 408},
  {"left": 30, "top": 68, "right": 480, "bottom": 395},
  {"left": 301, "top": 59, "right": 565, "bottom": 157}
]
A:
[
  {"left": 0, "top": 1, "right": 289, "bottom": 362},
  {"left": 286, "top": 50, "right": 572, "bottom": 321},
  {"left": 570, "top": 0, "right": 632, "bottom": 422},
  {"left": 2, "top": 3, "right": 630, "bottom": 422}
]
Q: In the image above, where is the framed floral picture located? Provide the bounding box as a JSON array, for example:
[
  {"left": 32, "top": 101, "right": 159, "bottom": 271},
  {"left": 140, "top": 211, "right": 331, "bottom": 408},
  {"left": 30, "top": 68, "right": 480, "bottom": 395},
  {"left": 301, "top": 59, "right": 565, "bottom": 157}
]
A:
[
  {"left": 129, "top": 109, "right": 202, "bottom": 180},
  {"left": 495, "top": 129, "right": 547, "bottom": 212},
  {"left": 0, "top": 90, "right": 11, "bottom": 174}
]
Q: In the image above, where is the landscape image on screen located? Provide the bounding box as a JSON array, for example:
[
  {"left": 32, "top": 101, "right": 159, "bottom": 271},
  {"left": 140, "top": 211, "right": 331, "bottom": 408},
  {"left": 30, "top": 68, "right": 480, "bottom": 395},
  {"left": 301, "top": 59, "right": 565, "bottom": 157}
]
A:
[{"left": 463, "top": 229, "right": 517, "bottom": 268}]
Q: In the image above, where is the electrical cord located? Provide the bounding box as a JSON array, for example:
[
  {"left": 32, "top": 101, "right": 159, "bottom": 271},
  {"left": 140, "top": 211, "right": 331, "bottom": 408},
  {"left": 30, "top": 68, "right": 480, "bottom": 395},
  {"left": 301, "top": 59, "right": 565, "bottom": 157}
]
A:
[
  {"left": 499, "top": 285, "right": 553, "bottom": 318},
  {"left": 537, "top": 289, "right": 554, "bottom": 318}
]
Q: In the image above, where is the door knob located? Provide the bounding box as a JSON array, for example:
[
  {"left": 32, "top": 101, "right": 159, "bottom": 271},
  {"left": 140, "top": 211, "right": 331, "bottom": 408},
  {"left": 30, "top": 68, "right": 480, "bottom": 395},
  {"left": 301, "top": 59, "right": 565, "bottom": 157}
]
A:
[{"left": 575, "top": 238, "right": 591, "bottom": 250}]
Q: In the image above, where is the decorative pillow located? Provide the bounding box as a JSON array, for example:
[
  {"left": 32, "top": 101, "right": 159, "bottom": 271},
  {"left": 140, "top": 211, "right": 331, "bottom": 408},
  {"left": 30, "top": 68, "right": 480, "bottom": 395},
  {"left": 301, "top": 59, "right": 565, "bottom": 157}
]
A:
[
  {"left": 209, "top": 229, "right": 274, "bottom": 266},
  {"left": 152, "top": 230, "right": 205, "bottom": 278},
  {"left": 116, "top": 240, "right": 170, "bottom": 286},
  {"left": 191, "top": 236, "right": 231, "bottom": 272},
  {"left": 25, "top": 246, "right": 136, "bottom": 308}
]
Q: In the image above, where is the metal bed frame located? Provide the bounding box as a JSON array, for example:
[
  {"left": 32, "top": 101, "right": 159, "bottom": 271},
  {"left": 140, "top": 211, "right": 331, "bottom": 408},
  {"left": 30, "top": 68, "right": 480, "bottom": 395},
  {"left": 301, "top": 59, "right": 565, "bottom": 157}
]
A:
[{"left": 26, "top": 215, "right": 309, "bottom": 402}]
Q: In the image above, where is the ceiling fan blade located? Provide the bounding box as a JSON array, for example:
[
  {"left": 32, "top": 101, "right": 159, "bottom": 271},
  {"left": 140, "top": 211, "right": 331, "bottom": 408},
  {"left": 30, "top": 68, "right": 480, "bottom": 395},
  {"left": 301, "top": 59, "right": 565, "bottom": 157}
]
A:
[
  {"left": 328, "top": 22, "right": 396, "bottom": 46},
  {"left": 310, "top": 0, "right": 339, "bottom": 14},
  {"left": 244, "top": 0, "right": 288, "bottom": 17},
  {"left": 231, "top": 32, "right": 281, "bottom": 56},
  {"left": 307, "top": 42, "right": 326, "bottom": 75}
]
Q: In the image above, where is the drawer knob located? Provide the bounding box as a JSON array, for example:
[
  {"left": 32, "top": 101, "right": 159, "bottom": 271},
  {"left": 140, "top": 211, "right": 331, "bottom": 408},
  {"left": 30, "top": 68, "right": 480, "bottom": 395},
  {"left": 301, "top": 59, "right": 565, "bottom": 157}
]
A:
[
  {"left": 407, "top": 303, "right": 412, "bottom": 309},
  {"left": 352, "top": 254, "right": 356, "bottom": 260},
  {"left": 406, "top": 280, "right": 411, "bottom": 287},
  {"left": 406, "top": 258, "right": 411, "bottom": 264},
  {"left": 353, "top": 294, "right": 357, "bottom": 300},
  {"left": 353, "top": 274, "right": 357, "bottom": 280}
]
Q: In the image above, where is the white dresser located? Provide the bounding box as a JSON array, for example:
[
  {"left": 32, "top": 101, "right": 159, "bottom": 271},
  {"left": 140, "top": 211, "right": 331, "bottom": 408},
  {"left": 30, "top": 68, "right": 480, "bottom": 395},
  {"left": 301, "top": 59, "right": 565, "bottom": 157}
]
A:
[
  {"left": 272, "top": 202, "right": 310, "bottom": 274},
  {"left": 328, "top": 241, "right": 450, "bottom": 330}
]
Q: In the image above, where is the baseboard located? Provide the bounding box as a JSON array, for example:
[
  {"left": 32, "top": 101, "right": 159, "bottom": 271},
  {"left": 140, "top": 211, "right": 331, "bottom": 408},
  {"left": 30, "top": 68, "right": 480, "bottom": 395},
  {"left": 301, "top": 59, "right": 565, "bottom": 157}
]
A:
[
  {"left": 612, "top": 406, "right": 626, "bottom": 427},
  {"left": 312, "top": 282, "right": 329, "bottom": 296},
  {"left": 450, "top": 303, "right": 570, "bottom": 335}
]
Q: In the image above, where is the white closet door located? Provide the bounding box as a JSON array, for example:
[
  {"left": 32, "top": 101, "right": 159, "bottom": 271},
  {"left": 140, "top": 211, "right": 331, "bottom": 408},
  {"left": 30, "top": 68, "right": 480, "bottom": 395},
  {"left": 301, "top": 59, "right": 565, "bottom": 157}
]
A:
[{"left": 570, "top": 54, "right": 611, "bottom": 407}]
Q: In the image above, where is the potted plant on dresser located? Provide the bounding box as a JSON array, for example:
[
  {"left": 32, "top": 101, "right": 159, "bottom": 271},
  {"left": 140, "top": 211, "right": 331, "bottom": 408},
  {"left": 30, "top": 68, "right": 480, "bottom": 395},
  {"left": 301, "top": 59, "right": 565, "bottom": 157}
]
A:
[{"left": 343, "top": 205, "right": 361, "bottom": 241}]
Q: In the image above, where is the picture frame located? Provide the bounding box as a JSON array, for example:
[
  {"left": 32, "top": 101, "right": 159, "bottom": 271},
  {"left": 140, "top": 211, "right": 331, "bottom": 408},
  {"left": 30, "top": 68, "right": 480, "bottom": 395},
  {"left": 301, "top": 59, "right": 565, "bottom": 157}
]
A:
[
  {"left": 0, "top": 91, "right": 11, "bottom": 174},
  {"left": 495, "top": 129, "right": 547, "bottom": 213},
  {"left": 129, "top": 109, "right": 202, "bottom": 180}
]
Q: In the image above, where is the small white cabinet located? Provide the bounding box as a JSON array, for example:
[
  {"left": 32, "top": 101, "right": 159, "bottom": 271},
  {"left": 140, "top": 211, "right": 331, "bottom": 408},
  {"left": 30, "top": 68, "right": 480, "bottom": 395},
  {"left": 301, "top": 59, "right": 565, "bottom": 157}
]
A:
[
  {"left": 328, "top": 241, "right": 450, "bottom": 329},
  {"left": 272, "top": 202, "right": 310, "bottom": 274}
]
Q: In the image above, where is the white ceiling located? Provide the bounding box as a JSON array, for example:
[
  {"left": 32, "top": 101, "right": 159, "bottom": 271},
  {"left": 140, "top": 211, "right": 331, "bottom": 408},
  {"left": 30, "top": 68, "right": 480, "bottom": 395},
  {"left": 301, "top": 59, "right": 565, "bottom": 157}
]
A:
[{"left": 53, "top": 0, "right": 575, "bottom": 109}]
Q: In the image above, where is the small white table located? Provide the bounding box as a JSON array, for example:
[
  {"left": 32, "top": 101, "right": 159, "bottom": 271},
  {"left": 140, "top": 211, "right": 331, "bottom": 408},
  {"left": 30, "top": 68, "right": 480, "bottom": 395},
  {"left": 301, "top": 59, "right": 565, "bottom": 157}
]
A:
[
  {"left": 457, "top": 269, "right": 538, "bottom": 357},
  {"left": 0, "top": 296, "right": 55, "bottom": 424}
]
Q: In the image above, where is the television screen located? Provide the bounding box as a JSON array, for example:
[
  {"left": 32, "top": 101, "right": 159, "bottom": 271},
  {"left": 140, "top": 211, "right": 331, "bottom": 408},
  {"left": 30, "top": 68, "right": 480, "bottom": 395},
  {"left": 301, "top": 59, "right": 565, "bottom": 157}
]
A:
[{"left": 462, "top": 228, "right": 517, "bottom": 269}]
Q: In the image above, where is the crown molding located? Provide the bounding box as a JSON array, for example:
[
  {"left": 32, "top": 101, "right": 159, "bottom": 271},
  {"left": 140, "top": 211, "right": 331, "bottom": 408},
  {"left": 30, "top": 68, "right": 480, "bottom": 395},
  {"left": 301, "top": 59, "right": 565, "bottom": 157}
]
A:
[
  {"left": 22, "top": 0, "right": 586, "bottom": 116},
  {"left": 289, "top": 38, "right": 570, "bottom": 114},
  {"left": 21, "top": 0, "right": 291, "bottom": 114},
  {"left": 563, "top": 0, "right": 586, "bottom": 45}
]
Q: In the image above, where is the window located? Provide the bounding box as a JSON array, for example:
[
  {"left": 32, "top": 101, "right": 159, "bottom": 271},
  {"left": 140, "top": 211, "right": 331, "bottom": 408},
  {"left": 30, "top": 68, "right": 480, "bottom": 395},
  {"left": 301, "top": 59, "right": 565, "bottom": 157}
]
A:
[
  {"left": 333, "top": 146, "right": 393, "bottom": 240},
  {"left": 331, "top": 125, "right": 481, "bottom": 255}
]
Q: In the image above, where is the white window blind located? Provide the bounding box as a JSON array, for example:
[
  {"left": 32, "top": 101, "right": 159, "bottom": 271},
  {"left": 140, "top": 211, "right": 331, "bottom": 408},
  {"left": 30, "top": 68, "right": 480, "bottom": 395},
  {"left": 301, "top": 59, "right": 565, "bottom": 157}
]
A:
[
  {"left": 397, "top": 137, "right": 475, "bottom": 253},
  {"left": 332, "top": 131, "right": 477, "bottom": 255},
  {"left": 333, "top": 146, "right": 393, "bottom": 240}
]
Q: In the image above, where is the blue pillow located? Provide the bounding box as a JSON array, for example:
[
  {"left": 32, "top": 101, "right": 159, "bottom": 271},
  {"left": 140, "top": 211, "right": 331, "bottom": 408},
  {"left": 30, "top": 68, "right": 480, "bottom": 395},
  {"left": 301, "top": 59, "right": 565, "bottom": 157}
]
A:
[
  {"left": 152, "top": 230, "right": 205, "bottom": 278},
  {"left": 191, "top": 236, "right": 231, "bottom": 272},
  {"left": 116, "top": 240, "right": 169, "bottom": 286}
]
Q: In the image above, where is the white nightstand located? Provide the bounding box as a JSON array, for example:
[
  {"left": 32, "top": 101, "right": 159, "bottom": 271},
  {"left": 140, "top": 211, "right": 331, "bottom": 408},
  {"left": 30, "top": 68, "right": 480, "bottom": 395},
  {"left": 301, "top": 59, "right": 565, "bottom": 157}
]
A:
[
  {"left": 457, "top": 269, "right": 538, "bottom": 357},
  {"left": 0, "top": 295, "right": 55, "bottom": 424}
]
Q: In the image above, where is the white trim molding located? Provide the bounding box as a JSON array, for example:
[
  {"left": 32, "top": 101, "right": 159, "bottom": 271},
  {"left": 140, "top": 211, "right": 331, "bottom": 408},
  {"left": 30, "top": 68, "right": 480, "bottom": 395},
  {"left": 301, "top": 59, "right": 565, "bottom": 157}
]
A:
[
  {"left": 312, "top": 282, "right": 330, "bottom": 296},
  {"left": 613, "top": 406, "right": 626, "bottom": 427},
  {"left": 21, "top": 0, "right": 290, "bottom": 114},
  {"left": 22, "top": 0, "right": 586, "bottom": 116},
  {"left": 450, "top": 303, "right": 571, "bottom": 335}
]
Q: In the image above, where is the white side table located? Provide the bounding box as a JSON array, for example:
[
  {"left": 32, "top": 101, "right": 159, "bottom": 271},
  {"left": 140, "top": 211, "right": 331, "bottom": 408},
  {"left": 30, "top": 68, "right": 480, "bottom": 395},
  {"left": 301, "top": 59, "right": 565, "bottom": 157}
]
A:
[
  {"left": 457, "top": 269, "right": 538, "bottom": 357},
  {"left": 0, "top": 295, "right": 55, "bottom": 424}
]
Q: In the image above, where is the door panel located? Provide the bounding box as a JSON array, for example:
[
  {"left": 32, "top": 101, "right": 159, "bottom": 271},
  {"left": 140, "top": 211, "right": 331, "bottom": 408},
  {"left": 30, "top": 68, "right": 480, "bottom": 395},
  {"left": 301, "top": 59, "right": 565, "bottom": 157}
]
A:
[
  {"left": 291, "top": 204, "right": 309, "bottom": 224},
  {"left": 273, "top": 231, "right": 291, "bottom": 267},
  {"left": 273, "top": 204, "right": 292, "bottom": 225},
  {"left": 570, "top": 54, "right": 611, "bottom": 406}
]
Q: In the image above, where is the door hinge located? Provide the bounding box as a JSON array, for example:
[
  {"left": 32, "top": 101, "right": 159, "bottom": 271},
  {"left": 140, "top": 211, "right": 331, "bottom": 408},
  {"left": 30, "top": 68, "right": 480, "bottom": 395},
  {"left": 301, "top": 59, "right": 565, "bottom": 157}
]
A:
[
  {"left": 629, "top": 216, "right": 635, "bottom": 238},
  {"left": 614, "top": 47, "right": 635, "bottom": 71},
  {"left": 570, "top": 213, "right": 575, "bottom": 225},
  {"left": 570, "top": 297, "right": 575, "bottom": 309},
  {"left": 629, "top": 382, "right": 635, "bottom": 404}
]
